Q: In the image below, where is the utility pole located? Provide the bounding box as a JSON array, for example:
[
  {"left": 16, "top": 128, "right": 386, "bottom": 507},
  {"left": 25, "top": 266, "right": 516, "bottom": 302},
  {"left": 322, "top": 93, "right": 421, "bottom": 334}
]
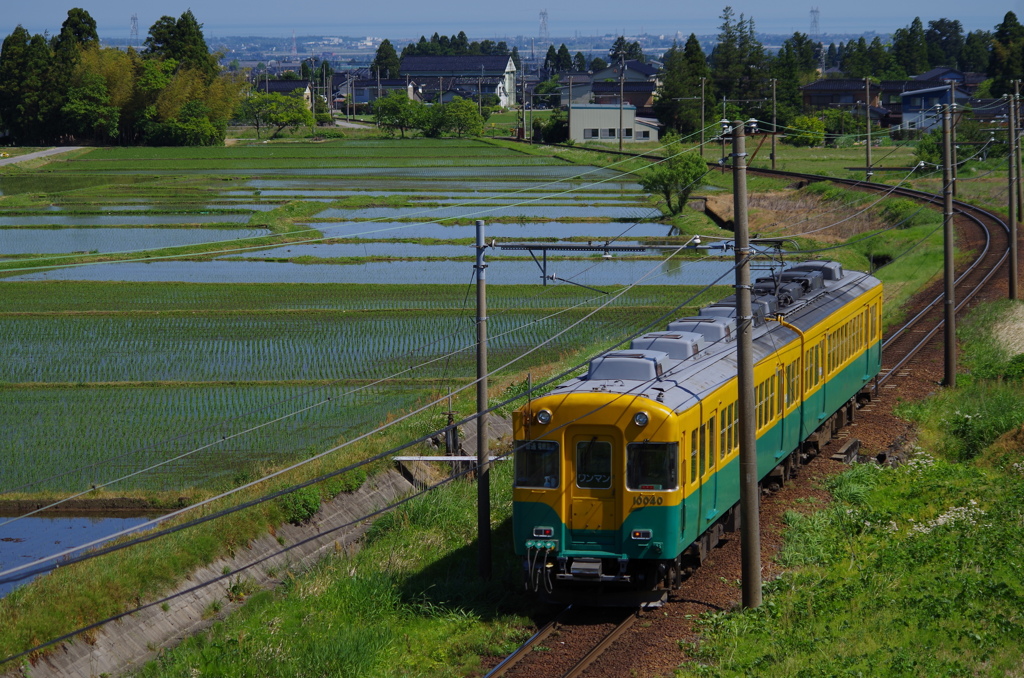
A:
[
  {"left": 1010, "top": 93, "right": 1019, "bottom": 301},
  {"left": 771, "top": 79, "right": 777, "bottom": 171},
  {"left": 618, "top": 56, "right": 625, "bottom": 152},
  {"left": 1011, "top": 81, "right": 1019, "bottom": 222},
  {"left": 865, "top": 78, "right": 872, "bottom": 181},
  {"left": 949, "top": 81, "right": 958, "bottom": 197},
  {"left": 478, "top": 65, "right": 483, "bottom": 118},
  {"left": 700, "top": 77, "right": 706, "bottom": 159},
  {"left": 475, "top": 220, "right": 491, "bottom": 579},
  {"left": 568, "top": 76, "right": 573, "bottom": 137},
  {"left": 730, "top": 118, "right": 762, "bottom": 609},
  {"left": 942, "top": 105, "right": 957, "bottom": 387}
]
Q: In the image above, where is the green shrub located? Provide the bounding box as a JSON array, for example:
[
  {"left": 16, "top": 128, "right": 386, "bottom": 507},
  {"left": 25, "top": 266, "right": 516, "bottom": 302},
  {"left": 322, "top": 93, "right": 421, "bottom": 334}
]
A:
[{"left": 278, "top": 486, "right": 321, "bottom": 524}]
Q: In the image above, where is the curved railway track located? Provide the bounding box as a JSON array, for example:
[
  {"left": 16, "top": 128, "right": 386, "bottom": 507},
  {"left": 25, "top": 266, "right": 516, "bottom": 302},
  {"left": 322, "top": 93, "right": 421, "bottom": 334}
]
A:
[
  {"left": 745, "top": 167, "right": 1011, "bottom": 384},
  {"left": 484, "top": 158, "right": 1014, "bottom": 677}
]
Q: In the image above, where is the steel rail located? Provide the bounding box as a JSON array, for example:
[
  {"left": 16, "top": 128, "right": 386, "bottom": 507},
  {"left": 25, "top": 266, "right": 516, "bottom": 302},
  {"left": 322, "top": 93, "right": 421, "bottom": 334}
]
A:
[
  {"left": 562, "top": 610, "right": 638, "bottom": 678},
  {"left": 483, "top": 607, "right": 571, "bottom": 678},
  {"left": 745, "top": 167, "right": 1010, "bottom": 386}
]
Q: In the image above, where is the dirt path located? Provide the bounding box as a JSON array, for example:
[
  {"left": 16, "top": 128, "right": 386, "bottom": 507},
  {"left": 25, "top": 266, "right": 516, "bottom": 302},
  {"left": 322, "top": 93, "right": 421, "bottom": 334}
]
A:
[{"left": 0, "top": 147, "right": 82, "bottom": 167}]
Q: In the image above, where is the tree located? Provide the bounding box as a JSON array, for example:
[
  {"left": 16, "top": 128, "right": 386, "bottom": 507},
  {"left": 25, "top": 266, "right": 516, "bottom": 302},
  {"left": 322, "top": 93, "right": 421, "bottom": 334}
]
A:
[
  {"left": 961, "top": 30, "right": 992, "bottom": 72},
  {"left": 770, "top": 32, "right": 819, "bottom": 125},
  {"left": 590, "top": 56, "right": 608, "bottom": 72},
  {"left": 891, "top": 17, "right": 929, "bottom": 76},
  {"left": 609, "top": 36, "right": 644, "bottom": 62},
  {"left": 143, "top": 10, "right": 217, "bottom": 80},
  {"left": 372, "top": 90, "right": 422, "bottom": 137},
  {"left": 709, "top": 7, "right": 767, "bottom": 105},
  {"left": 654, "top": 35, "right": 711, "bottom": 135},
  {"left": 573, "top": 51, "right": 586, "bottom": 71},
  {"left": 372, "top": 39, "right": 401, "bottom": 79},
  {"left": 786, "top": 115, "right": 825, "bottom": 147},
  {"left": 61, "top": 72, "right": 119, "bottom": 141},
  {"left": 637, "top": 135, "right": 708, "bottom": 215},
  {"left": 445, "top": 96, "right": 483, "bottom": 137},
  {"left": 989, "top": 12, "right": 1024, "bottom": 96},
  {"left": 925, "top": 18, "right": 965, "bottom": 68},
  {"left": 544, "top": 44, "right": 558, "bottom": 73},
  {"left": 556, "top": 44, "right": 572, "bottom": 72}
]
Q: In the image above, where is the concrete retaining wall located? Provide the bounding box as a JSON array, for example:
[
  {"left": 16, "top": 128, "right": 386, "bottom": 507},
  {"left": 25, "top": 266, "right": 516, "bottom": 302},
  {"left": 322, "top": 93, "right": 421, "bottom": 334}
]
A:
[{"left": 8, "top": 470, "right": 414, "bottom": 678}]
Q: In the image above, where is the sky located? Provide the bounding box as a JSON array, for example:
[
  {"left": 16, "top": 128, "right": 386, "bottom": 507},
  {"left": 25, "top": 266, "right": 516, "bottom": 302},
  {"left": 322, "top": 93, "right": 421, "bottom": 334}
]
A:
[{"left": 1, "top": 0, "right": 1017, "bottom": 42}]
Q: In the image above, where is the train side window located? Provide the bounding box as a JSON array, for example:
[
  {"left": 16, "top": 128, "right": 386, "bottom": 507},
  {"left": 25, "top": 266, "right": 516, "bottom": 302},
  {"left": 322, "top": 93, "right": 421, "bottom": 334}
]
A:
[
  {"left": 627, "top": 442, "right": 678, "bottom": 490},
  {"left": 719, "top": 411, "right": 728, "bottom": 463},
  {"left": 690, "top": 430, "right": 698, "bottom": 484},
  {"left": 576, "top": 439, "right": 612, "bottom": 489},
  {"left": 698, "top": 423, "right": 706, "bottom": 477},
  {"left": 514, "top": 440, "right": 560, "bottom": 488},
  {"left": 706, "top": 415, "right": 716, "bottom": 475}
]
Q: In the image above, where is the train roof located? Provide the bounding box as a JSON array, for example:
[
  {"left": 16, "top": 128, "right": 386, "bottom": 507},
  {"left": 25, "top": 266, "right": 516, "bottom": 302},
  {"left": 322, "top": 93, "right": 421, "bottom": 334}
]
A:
[{"left": 548, "top": 262, "right": 880, "bottom": 412}]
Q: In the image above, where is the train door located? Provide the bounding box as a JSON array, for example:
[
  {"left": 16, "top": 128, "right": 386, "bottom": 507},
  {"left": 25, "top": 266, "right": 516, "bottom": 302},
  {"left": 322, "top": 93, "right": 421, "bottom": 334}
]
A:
[
  {"left": 699, "top": 410, "right": 718, "bottom": 530},
  {"left": 568, "top": 432, "right": 618, "bottom": 549}
]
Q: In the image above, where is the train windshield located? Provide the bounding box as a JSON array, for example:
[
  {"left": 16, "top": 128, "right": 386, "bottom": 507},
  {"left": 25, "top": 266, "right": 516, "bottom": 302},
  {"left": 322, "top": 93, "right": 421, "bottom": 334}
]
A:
[
  {"left": 576, "top": 438, "right": 612, "bottom": 489},
  {"left": 626, "top": 442, "right": 679, "bottom": 491},
  {"left": 514, "top": 440, "right": 560, "bottom": 488}
]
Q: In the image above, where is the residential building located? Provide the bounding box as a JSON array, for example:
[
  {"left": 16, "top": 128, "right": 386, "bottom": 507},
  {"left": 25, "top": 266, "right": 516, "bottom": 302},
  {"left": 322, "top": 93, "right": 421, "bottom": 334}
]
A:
[
  {"left": 399, "top": 55, "right": 516, "bottom": 107},
  {"left": 568, "top": 104, "right": 660, "bottom": 143}
]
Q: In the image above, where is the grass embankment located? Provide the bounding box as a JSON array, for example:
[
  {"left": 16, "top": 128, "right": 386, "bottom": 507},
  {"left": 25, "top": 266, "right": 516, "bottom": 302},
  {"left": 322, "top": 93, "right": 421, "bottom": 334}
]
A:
[
  {"left": 135, "top": 463, "right": 531, "bottom": 677},
  {"left": 680, "top": 301, "right": 1024, "bottom": 677}
]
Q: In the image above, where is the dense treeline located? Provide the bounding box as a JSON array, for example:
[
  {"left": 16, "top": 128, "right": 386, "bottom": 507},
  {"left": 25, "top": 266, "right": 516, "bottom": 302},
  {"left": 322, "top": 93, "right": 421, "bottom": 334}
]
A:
[
  {"left": 655, "top": 8, "right": 1024, "bottom": 138},
  {"left": 399, "top": 30, "right": 520, "bottom": 69},
  {"left": 0, "top": 8, "right": 245, "bottom": 145}
]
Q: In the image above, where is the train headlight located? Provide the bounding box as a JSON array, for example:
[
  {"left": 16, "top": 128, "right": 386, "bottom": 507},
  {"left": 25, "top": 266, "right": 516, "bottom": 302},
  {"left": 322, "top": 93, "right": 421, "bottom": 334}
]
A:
[
  {"left": 631, "top": 529, "right": 653, "bottom": 540},
  {"left": 633, "top": 411, "right": 649, "bottom": 427},
  {"left": 533, "top": 526, "right": 554, "bottom": 538},
  {"left": 535, "top": 409, "right": 552, "bottom": 425}
]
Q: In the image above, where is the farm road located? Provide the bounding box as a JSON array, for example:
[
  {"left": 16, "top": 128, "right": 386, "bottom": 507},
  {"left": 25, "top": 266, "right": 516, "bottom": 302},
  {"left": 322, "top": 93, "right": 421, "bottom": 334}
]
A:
[{"left": 0, "top": 147, "right": 82, "bottom": 166}]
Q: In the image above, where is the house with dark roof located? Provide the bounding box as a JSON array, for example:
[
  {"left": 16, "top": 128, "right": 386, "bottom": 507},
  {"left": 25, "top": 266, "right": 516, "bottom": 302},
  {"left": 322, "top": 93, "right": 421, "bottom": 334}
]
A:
[
  {"left": 899, "top": 85, "right": 972, "bottom": 132},
  {"left": 255, "top": 79, "right": 313, "bottom": 110},
  {"left": 399, "top": 55, "right": 516, "bottom": 107},
  {"left": 800, "top": 79, "right": 880, "bottom": 110},
  {"left": 590, "top": 59, "right": 659, "bottom": 84}
]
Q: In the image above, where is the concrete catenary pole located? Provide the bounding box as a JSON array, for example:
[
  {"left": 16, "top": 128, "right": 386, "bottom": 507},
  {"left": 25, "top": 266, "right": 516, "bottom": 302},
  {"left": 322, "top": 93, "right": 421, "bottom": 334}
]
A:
[
  {"left": 1011, "top": 80, "right": 1019, "bottom": 222},
  {"left": 731, "top": 119, "right": 762, "bottom": 609},
  {"left": 865, "top": 78, "right": 872, "bottom": 181},
  {"left": 949, "top": 81, "right": 958, "bottom": 198},
  {"left": 942, "top": 106, "right": 957, "bottom": 387},
  {"left": 475, "top": 220, "right": 491, "bottom": 579},
  {"left": 1010, "top": 94, "right": 1019, "bottom": 301},
  {"left": 771, "top": 79, "right": 777, "bottom": 171}
]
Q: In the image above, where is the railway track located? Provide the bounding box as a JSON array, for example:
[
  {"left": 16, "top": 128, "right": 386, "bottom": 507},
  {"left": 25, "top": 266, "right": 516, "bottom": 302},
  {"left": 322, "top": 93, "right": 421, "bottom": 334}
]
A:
[
  {"left": 485, "top": 160, "right": 1014, "bottom": 677},
  {"left": 484, "top": 606, "right": 639, "bottom": 678},
  {"left": 745, "top": 168, "right": 1011, "bottom": 384}
]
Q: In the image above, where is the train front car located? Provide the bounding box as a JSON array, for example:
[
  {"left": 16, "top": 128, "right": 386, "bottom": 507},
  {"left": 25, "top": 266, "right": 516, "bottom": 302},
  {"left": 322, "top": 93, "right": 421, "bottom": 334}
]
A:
[
  {"left": 512, "top": 349, "right": 695, "bottom": 607},
  {"left": 512, "top": 260, "right": 883, "bottom": 608}
]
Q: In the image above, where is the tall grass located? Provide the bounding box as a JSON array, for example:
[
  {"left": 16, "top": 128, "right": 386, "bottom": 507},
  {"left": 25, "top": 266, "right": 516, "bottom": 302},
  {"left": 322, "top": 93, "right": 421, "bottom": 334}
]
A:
[{"left": 683, "top": 301, "right": 1024, "bottom": 677}]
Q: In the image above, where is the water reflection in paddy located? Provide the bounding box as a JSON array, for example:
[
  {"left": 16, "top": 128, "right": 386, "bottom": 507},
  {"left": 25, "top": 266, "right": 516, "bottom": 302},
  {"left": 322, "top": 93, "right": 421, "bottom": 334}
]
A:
[
  {"left": 311, "top": 220, "right": 672, "bottom": 240},
  {"left": 0, "top": 214, "right": 252, "bottom": 227},
  {"left": 229, "top": 240, "right": 649, "bottom": 259},
  {"left": 0, "top": 228, "right": 272, "bottom": 254},
  {"left": 5, "top": 257, "right": 734, "bottom": 286},
  {"left": 0, "top": 514, "right": 156, "bottom": 597},
  {"left": 316, "top": 205, "right": 652, "bottom": 220}
]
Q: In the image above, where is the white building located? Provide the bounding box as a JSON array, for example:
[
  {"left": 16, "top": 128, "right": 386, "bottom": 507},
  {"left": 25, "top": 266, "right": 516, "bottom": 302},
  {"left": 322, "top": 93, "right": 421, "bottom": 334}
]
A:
[{"left": 568, "top": 104, "right": 660, "bottom": 143}]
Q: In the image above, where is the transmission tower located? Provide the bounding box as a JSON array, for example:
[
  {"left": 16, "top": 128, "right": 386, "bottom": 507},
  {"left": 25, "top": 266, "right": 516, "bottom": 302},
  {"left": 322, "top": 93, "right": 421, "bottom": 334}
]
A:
[
  {"left": 292, "top": 30, "right": 298, "bottom": 56},
  {"left": 129, "top": 14, "right": 139, "bottom": 50},
  {"left": 810, "top": 7, "right": 825, "bottom": 71},
  {"left": 539, "top": 10, "right": 549, "bottom": 41}
]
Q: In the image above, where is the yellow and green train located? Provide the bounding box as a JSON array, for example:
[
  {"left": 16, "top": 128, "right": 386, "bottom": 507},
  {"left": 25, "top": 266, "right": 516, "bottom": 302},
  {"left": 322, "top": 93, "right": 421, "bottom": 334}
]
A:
[{"left": 512, "top": 261, "right": 882, "bottom": 605}]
